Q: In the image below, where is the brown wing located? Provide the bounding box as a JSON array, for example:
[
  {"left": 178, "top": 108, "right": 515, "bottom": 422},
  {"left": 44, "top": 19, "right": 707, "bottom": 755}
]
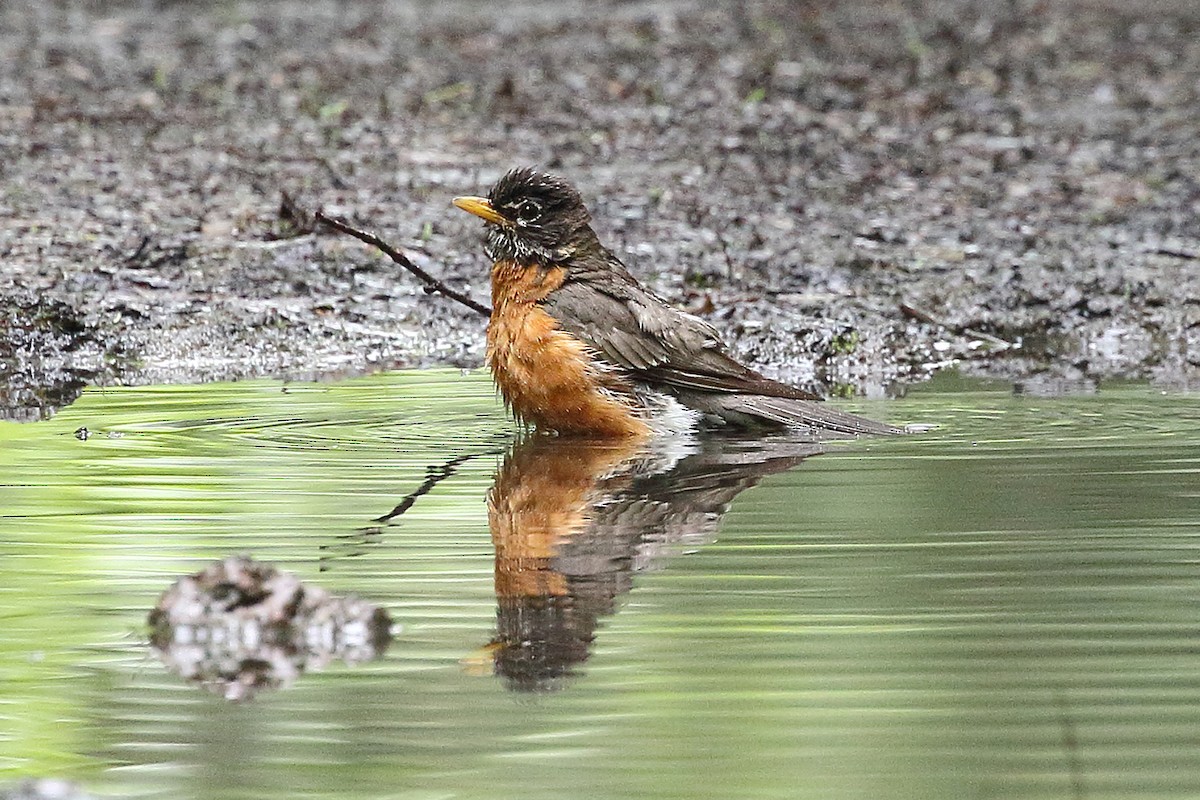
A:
[{"left": 540, "top": 263, "right": 822, "bottom": 401}]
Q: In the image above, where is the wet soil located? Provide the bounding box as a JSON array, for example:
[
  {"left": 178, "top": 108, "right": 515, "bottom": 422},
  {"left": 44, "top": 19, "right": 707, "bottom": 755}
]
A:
[{"left": 3, "top": 0, "right": 1198, "bottom": 419}]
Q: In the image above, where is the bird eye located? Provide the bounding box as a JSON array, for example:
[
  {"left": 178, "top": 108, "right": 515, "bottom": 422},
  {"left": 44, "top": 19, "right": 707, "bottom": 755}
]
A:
[{"left": 510, "top": 198, "right": 543, "bottom": 224}]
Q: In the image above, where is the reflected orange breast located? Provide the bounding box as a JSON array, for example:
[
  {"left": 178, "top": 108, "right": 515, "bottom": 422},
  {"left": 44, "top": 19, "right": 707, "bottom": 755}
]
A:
[{"left": 488, "top": 436, "right": 646, "bottom": 599}]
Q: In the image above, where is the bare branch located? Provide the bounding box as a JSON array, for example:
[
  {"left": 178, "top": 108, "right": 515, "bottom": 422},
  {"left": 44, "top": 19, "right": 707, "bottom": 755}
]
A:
[{"left": 314, "top": 208, "right": 491, "bottom": 317}]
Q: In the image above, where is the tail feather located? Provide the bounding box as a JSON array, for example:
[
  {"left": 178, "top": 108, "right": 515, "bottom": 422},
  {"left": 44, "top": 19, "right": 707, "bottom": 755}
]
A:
[{"left": 680, "top": 392, "right": 902, "bottom": 437}]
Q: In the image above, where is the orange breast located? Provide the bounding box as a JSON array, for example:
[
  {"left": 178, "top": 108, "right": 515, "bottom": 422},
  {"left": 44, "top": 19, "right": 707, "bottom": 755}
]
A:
[{"left": 487, "top": 261, "right": 650, "bottom": 438}]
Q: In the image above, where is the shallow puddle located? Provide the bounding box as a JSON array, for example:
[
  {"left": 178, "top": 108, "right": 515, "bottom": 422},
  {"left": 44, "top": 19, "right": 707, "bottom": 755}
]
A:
[{"left": 2, "top": 370, "right": 1199, "bottom": 799}]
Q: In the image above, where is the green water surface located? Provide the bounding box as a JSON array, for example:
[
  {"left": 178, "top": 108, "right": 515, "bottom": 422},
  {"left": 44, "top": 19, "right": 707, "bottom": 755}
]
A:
[{"left": 1, "top": 369, "right": 1199, "bottom": 799}]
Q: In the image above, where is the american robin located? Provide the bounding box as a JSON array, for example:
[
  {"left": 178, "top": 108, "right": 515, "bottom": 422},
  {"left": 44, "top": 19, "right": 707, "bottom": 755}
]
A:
[{"left": 453, "top": 168, "right": 900, "bottom": 438}]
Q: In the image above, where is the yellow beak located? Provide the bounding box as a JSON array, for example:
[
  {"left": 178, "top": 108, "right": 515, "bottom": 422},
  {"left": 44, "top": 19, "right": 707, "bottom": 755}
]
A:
[{"left": 452, "top": 196, "right": 508, "bottom": 226}]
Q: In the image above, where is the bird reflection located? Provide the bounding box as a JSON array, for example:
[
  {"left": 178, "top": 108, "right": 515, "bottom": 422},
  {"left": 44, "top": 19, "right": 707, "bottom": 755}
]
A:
[{"left": 473, "top": 432, "right": 822, "bottom": 693}]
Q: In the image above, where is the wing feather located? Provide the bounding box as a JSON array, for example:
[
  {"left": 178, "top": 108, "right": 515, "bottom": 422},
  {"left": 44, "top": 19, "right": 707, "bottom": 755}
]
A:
[{"left": 540, "top": 270, "right": 821, "bottom": 401}]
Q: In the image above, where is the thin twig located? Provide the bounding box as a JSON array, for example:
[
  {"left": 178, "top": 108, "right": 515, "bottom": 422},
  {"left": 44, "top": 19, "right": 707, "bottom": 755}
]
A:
[
  {"left": 900, "top": 300, "right": 1014, "bottom": 349},
  {"left": 1154, "top": 245, "right": 1199, "bottom": 261},
  {"left": 315, "top": 209, "right": 492, "bottom": 317},
  {"left": 898, "top": 301, "right": 939, "bottom": 326}
]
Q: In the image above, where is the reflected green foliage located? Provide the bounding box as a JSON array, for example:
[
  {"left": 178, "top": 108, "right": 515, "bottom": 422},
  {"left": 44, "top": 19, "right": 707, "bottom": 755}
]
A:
[{"left": 1, "top": 369, "right": 1199, "bottom": 799}]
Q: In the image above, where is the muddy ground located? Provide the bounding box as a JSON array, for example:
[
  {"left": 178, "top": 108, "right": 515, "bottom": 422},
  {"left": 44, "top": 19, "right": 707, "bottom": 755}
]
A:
[{"left": 2, "top": 0, "right": 1198, "bottom": 420}]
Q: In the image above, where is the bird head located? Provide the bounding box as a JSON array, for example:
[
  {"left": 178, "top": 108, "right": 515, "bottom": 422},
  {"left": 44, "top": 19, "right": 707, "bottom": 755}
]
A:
[{"left": 454, "top": 168, "right": 595, "bottom": 266}]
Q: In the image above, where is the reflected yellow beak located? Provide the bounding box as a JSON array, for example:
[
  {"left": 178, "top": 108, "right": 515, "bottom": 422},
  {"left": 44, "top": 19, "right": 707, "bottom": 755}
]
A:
[
  {"left": 460, "top": 641, "right": 504, "bottom": 676},
  {"left": 453, "top": 196, "right": 508, "bottom": 226}
]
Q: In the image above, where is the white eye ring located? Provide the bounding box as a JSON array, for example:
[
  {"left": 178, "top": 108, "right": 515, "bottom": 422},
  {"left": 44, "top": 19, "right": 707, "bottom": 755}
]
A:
[{"left": 511, "top": 198, "right": 543, "bottom": 224}]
